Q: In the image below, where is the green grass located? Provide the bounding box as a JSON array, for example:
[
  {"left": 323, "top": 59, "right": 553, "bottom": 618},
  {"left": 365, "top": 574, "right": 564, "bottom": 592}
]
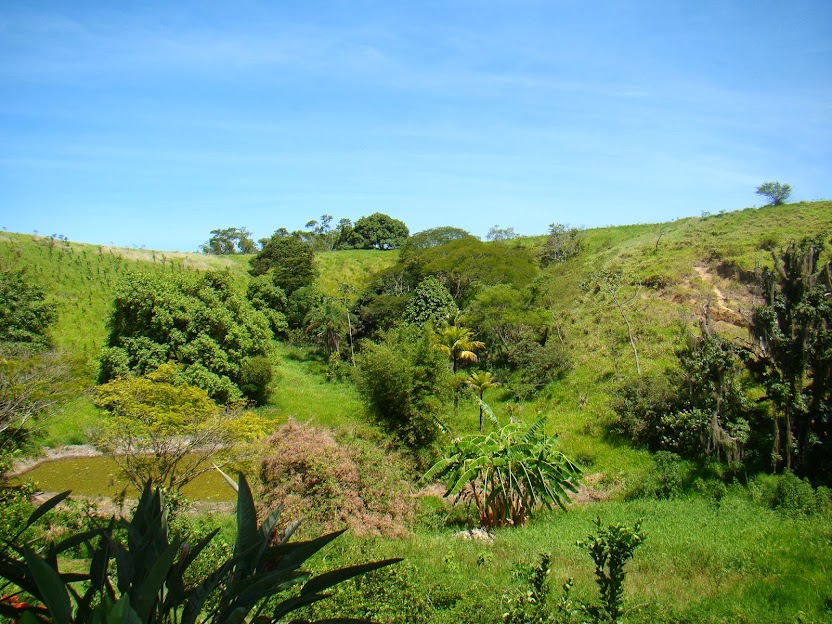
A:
[
  {"left": 315, "top": 248, "right": 400, "bottom": 299},
  {"left": 305, "top": 493, "right": 832, "bottom": 623}
]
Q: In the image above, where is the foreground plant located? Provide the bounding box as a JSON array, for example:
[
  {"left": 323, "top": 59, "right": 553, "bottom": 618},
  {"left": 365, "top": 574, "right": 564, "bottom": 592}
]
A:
[
  {"left": 0, "top": 474, "right": 399, "bottom": 623},
  {"left": 423, "top": 419, "right": 581, "bottom": 529},
  {"left": 503, "top": 518, "right": 645, "bottom": 624}
]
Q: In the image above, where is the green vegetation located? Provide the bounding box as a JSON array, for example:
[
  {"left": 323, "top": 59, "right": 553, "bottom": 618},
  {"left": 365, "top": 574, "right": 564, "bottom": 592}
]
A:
[
  {"left": 99, "top": 270, "right": 271, "bottom": 403},
  {"left": 423, "top": 420, "right": 582, "bottom": 529},
  {"left": 756, "top": 181, "right": 793, "bottom": 206},
  {"left": 93, "top": 363, "right": 270, "bottom": 492},
  {"left": 0, "top": 476, "right": 399, "bottom": 623},
  {"left": 2, "top": 201, "right": 832, "bottom": 622}
]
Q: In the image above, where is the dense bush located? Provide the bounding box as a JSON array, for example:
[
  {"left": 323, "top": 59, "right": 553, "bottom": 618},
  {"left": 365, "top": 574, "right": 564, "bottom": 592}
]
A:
[
  {"left": 259, "top": 420, "right": 415, "bottom": 537},
  {"left": 0, "top": 265, "right": 57, "bottom": 349},
  {"left": 249, "top": 233, "right": 317, "bottom": 294},
  {"left": 99, "top": 271, "right": 271, "bottom": 403},
  {"left": 403, "top": 276, "right": 458, "bottom": 326},
  {"left": 506, "top": 337, "right": 573, "bottom": 397},
  {"left": 355, "top": 324, "right": 451, "bottom": 450},
  {"left": 246, "top": 273, "right": 289, "bottom": 335},
  {"left": 750, "top": 473, "right": 832, "bottom": 518}
]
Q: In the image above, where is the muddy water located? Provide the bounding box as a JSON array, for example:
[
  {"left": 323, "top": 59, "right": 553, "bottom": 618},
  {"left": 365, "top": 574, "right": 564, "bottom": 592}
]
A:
[{"left": 12, "top": 456, "right": 236, "bottom": 502}]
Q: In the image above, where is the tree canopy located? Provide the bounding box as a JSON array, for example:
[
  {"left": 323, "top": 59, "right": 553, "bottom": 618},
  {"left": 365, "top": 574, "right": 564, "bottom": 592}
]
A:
[
  {"left": 756, "top": 182, "right": 793, "bottom": 206},
  {"left": 249, "top": 234, "right": 318, "bottom": 294},
  {"left": 0, "top": 266, "right": 56, "bottom": 349},
  {"left": 349, "top": 213, "right": 409, "bottom": 250},
  {"left": 399, "top": 226, "right": 475, "bottom": 259},
  {"left": 200, "top": 227, "right": 256, "bottom": 254},
  {"left": 99, "top": 271, "right": 271, "bottom": 403}
]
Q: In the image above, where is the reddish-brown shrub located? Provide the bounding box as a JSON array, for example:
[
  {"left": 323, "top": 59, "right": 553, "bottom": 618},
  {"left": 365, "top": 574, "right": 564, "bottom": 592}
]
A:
[{"left": 259, "top": 419, "right": 415, "bottom": 537}]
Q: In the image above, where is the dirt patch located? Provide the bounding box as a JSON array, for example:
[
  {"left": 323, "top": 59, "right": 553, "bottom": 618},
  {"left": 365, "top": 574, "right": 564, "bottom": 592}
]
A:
[{"left": 569, "top": 473, "right": 609, "bottom": 504}]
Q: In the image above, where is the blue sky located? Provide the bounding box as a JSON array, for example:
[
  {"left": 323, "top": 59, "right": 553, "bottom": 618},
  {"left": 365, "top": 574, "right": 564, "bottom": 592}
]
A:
[{"left": 1, "top": 1, "right": 829, "bottom": 251}]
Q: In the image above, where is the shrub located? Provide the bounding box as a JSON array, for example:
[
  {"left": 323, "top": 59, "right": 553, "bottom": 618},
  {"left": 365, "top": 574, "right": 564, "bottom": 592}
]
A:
[
  {"left": 239, "top": 355, "right": 273, "bottom": 405},
  {"left": 99, "top": 271, "right": 271, "bottom": 403},
  {"left": 423, "top": 419, "right": 581, "bottom": 529},
  {"left": 259, "top": 420, "right": 415, "bottom": 537},
  {"left": 506, "top": 337, "right": 572, "bottom": 396},
  {"left": 750, "top": 472, "right": 832, "bottom": 518},
  {"left": 355, "top": 324, "right": 450, "bottom": 449}
]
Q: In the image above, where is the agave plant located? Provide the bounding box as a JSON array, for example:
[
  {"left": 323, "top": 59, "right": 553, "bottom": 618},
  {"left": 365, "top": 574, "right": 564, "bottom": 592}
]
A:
[
  {"left": 0, "top": 474, "right": 400, "bottom": 623},
  {"left": 423, "top": 419, "right": 581, "bottom": 529}
]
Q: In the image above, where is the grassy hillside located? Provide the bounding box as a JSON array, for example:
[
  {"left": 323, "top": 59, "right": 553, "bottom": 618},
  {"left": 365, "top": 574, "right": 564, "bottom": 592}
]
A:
[{"left": 5, "top": 202, "right": 832, "bottom": 622}]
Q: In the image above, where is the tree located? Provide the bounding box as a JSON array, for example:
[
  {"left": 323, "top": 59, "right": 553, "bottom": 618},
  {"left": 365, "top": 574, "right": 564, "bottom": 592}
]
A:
[
  {"left": 486, "top": 225, "right": 518, "bottom": 242},
  {"left": 305, "top": 297, "right": 348, "bottom": 358},
  {"left": 93, "top": 363, "right": 270, "bottom": 493},
  {"left": 435, "top": 324, "right": 484, "bottom": 374},
  {"left": 403, "top": 276, "right": 458, "bottom": 326},
  {"left": 0, "top": 349, "right": 73, "bottom": 471},
  {"left": 399, "top": 226, "right": 475, "bottom": 259},
  {"left": 466, "top": 371, "right": 500, "bottom": 432},
  {"left": 355, "top": 324, "right": 451, "bottom": 449},
  {"left": 249, "top": 233, "right": 318, "bottom": 294},
  {"left": 246, "top": 273, "right": 289, "bottom": 335},
  {"left": 745, "top": 236, "right": 832, "bottom": 478},
  {"left": 756, "top": 181, "right": 793, "bottom": 206},
  {"left": 582, "top": 270, "right": 642, "bottom": 375},
  {"left": 200, "top": 227, "right": 256, "bottom": 254},
  {"left": 0, "top": 265, "right": 57, "bottom": 349},
  {"left": 99, "top": 271, "right": 271, "bottom": 403},
  {"left": 422, "top": 420, "right": 581, "bottom": 529},
  {"left": 540, "top": 223, "right": 583, "bottom": 267},
  {"left": 349, "top": 213, "right": 409, "bottom": 250}
]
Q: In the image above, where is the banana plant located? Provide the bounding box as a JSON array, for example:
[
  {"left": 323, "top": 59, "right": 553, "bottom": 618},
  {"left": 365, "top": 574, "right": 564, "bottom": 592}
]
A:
[{"left": 0, "top": 475, "right": 400, "bottom": 623}]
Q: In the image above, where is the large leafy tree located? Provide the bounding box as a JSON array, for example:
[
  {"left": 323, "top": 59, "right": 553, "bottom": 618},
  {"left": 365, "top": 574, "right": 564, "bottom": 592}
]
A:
[
  {"left": 99, "top": 271, "right": 271, "bottom": 403},
  {"left": 399, "top": 226, "right": 474, "bottom": 259},
  {"left": 349, "top": 213, "right": 409, "bottom": 250},
  {"left": 93, "top": 363, "right": 269, "bottom": 492},
  {"left": 746, "top": 236, "right": 832, "bottom": 479},
  {"left": 249, "top": 233, "right": 318, "bottom": 294}
]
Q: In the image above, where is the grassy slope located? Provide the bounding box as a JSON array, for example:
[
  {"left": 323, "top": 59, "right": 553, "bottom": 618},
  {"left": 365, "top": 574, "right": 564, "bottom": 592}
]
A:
[{"left": 5, "top": 203, "right": 832, "bottom": 621}]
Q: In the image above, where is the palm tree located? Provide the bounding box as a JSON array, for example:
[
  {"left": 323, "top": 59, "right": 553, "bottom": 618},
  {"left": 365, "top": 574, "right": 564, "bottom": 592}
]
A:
[
  {"left": 436, "top": 323, "right": 485, "bottom": 416},
  {"left": 466, "top": 371, "right": 500, "bottom": 432},
  {"left": 305, "top": 297, "right": 348, "bottom": 358},
  {"left": 435, "top": 324, "right": 485, "bottom": 373}
]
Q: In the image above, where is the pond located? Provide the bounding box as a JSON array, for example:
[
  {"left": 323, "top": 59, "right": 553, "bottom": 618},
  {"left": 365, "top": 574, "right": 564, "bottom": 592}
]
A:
[{"left": 12, "top": 456, "right": 237, "bottom": 502}]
